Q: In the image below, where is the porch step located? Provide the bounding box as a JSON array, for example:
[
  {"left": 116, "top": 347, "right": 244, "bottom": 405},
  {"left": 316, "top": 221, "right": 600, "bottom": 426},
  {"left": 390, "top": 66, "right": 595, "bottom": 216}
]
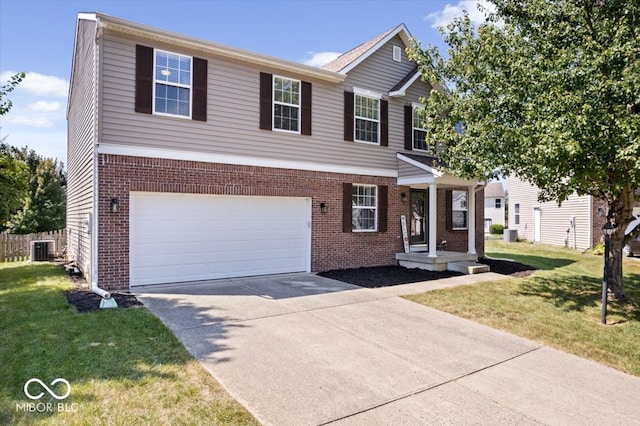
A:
[{"left": 447, "top": 261, "right": 490, "bottom": 275}]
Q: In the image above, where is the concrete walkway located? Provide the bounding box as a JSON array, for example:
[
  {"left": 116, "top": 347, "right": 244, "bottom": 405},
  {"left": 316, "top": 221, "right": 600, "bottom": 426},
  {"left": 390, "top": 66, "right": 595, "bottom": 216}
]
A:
[{"left": 136, "top": 273, "right": 640, "bottom": 425}]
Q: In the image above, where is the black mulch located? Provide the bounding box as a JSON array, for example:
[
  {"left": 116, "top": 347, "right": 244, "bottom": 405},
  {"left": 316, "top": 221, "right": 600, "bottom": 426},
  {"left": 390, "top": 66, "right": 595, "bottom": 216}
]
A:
[
  {"left": 318, "top": 258, "right": 536, "bottom": 288},
  {"left": 63, "top": 269, "right": 143, "bottom": 313},
  {"left": 64, "top": 289, "right": 143, "bottom": 313}
]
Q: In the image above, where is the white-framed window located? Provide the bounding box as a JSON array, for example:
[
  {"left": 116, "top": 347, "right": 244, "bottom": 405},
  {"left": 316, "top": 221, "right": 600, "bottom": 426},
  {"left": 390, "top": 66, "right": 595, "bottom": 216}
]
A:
[
  {"left": 495, "top": 198, "right": 502, "bottom": 209},
  {"left": 352, "top": 184, "right": 377, "bottom": 231},
  {"left": 452, "top": 190, "right": 468, "bottom": 230},
  {"left": 413, "top": 106, "right": 429, "bottom": 151},
  {"left": 515, "top": 203, "right": 520, "bottom": 225},
  {"left": 273, "top": 76, "right": 300, "bottom": 132},
  {"left": 355, "top": 94, "right": 379, "bottom": 144},
  {"left": 154, "top": 49, "right": 192, "bottom": 118}
]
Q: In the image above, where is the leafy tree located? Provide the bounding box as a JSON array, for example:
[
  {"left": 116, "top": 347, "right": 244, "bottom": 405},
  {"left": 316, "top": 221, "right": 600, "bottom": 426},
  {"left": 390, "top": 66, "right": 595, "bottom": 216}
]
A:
[
  {"left": 408, "top": 0, "right": 639, "bottom": 299},
  {"left": 6, "top": 149, "right": 66, "bottom": 234},
  {"left": 0, "top": 143, "right": 28, "bottom": 229},
  {"left": 0, "top": 72, "right": 25, "bottom": 116}
]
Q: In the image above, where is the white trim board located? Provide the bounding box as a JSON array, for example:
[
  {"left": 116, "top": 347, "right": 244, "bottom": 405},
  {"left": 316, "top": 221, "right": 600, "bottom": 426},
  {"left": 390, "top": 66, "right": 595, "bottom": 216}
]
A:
[{"left": 98, "top": 144, "right": 398, "bottom": 178}]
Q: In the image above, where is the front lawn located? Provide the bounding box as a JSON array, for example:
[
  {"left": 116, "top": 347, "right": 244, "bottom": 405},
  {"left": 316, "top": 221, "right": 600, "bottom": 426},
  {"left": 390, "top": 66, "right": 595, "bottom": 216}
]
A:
[
  {"left": 0, "top": 261, "right": 257, "bottom": 425},
  {"left": 405, "top": 241, "right": 640, "bottom": 377}
]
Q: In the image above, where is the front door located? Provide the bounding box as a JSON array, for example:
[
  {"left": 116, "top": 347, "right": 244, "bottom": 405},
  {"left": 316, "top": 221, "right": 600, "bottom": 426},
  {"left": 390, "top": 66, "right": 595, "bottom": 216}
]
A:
[{"left": 410, "top": 190, "right": 427, "bottom": 244}]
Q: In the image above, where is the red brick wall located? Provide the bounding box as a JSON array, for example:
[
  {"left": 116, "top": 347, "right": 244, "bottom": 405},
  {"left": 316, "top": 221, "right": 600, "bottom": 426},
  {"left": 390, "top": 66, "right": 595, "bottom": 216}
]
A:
[
  {"left": 98, "top": 154, "right": 405, "bottom": 289},
  {"left": 97, "top": 154, "right": 484, "bottom": 290}
]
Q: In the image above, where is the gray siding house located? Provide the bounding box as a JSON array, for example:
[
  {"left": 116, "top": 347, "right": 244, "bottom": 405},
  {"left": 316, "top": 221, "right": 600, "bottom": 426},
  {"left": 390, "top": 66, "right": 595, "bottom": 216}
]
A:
[{"left": 67, "top": 13, "right": 485, "bottom": 290}]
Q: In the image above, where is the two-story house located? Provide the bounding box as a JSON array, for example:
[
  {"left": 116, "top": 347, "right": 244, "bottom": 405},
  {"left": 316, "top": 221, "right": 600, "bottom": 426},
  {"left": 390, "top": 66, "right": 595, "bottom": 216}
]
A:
[{"left": 67, "top": 13, "right": 485, "bottom": 290}]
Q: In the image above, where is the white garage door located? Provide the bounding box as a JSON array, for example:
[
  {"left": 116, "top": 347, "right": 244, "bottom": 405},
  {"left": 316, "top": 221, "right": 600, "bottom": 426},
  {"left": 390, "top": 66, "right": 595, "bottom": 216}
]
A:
[{"left": 130, "top": 192, "right": 311, "bottom": 286}]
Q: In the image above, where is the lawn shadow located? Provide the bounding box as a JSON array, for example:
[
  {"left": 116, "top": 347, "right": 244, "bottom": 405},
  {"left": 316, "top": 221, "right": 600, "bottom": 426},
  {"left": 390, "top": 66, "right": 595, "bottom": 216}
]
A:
[
  {"left": 488, "top": 252, "right": 576, "bottom": 271},
  {"left": 518, "top": 273, "right": 640, "bottom": 323}
]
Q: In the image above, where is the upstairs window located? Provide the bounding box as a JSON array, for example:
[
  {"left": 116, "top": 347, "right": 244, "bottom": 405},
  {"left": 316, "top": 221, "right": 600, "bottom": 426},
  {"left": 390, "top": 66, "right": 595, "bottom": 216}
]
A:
[
  {"left": 413, "top": 106, "right": 429, "bottom": 151},
  {"left": 355, "top": 94, "right": 379, "bottom": 144},
  {"left": 154, "top": 50, "right": 192, "bottom": 117},
  {"left": 515, "top": 203, "right": 520, "bottom": 225},
  {"left": 273, "top": 76, "right": 300, "bottom": 132},
  {"left": 495, "top": 198, "right": 502, "bottom": 209}
]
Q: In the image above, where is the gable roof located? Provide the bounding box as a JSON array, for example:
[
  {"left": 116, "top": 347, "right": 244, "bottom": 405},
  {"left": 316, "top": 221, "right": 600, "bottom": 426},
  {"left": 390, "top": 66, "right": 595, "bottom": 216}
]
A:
[
  {"left": 322, "top": 23, "right": 412, "bottom": 74},
  {"left": 485, "top": 182, "right": 505, "bottom": 198}
]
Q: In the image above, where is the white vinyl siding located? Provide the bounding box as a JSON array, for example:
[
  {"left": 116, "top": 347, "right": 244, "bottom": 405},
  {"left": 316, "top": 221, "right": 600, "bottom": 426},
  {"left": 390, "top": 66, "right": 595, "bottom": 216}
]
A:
[
  {"left": 508, "top": 176, "right": 593, "bottom": 249},
  {"left": 67, "top": 18, "right": 97, "bottom": 281}
]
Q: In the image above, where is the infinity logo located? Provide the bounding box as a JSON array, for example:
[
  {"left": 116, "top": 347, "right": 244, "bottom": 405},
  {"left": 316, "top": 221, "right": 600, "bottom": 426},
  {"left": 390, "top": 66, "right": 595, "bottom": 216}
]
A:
[{"left": 24, "top": 378, "right": 71, "bottom": 400}]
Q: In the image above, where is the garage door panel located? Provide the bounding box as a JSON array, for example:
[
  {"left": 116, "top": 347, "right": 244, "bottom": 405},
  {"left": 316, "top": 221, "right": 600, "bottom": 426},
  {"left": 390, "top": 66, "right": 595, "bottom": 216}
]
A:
[{"left": 130, "top": 193, "right": 311, "bottom": 286}]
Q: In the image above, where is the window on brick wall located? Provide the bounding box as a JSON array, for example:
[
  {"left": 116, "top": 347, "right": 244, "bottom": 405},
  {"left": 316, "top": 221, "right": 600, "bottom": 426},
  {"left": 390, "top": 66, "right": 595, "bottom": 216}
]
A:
[{"left": 342, "top": 183, "right": 388, "bottom": 233}]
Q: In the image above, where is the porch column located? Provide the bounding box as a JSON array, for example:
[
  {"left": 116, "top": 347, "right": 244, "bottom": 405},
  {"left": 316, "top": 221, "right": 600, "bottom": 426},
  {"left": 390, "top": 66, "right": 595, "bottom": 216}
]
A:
[
  {"left": 468, "top": 185, "right": 476, "bottom": 255},
  {"left": 428, "top": 182, "right": 437, "bottom": 258}
]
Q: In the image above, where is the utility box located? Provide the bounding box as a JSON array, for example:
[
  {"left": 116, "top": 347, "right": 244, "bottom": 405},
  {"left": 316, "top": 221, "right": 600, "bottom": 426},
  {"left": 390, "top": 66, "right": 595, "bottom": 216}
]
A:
[
  {"left": 503, "top": 229, "right": 518, "bottom": 243},
  {"left": 30, "top": 240, "right": 55, "bottom": 261}
]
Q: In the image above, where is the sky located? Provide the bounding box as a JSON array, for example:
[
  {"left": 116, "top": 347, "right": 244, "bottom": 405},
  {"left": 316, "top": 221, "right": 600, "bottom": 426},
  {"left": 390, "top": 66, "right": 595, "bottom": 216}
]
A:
[{"left": 0, "top": 0, "right": 494, "bottom": 166}]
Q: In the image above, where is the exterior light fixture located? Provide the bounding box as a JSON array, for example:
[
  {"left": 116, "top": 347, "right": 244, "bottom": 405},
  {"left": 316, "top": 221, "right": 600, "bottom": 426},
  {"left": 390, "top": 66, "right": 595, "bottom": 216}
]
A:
[
  {"left": 401, "top": 193, "right": 407, "bottom": 202},
  {"left": 601, "top": 221, "right": 615, "bottom": 324},
  {"left": 110, "top": 198, "right": 120, "bottom": 213},
  {"left": 161, "top": 69, "right": 171, "bottom": 76},
  {"left": 320, "top": 202, "right": 328, "bottom": 214}
]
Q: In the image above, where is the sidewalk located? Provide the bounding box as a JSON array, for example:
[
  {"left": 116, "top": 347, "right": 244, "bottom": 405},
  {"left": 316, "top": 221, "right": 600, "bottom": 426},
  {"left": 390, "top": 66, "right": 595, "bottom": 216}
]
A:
[{"left": 137, "top": 273, "right": 640, "bottom": 425}]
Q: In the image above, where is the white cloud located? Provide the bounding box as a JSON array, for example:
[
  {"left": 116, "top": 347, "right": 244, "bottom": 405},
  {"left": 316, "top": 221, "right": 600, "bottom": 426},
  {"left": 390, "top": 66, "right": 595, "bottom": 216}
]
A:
[
  {"left": 425, "top": 0, "right": 497, "bottom": 29},
  {"left": 302, "top": 51, "right": 342, "bottom": 67},
  {"left": 29, "top": 101, "right": 62, "bottom": 112},
  {"left": 7, "top": 115, "right": 54, "bottom": 128},
  {"left": 1, "top": 71, "right": 69, "bottom": 97}
]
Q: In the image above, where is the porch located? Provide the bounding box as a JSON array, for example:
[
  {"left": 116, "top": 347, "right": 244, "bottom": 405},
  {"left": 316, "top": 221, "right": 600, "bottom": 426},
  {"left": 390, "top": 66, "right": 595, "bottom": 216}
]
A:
[
  {"left": 395, "top": 251, "right": 489, "bottom": 275},
  {"left": 396, "top": 153, "right": 489, "bottom": 275}
]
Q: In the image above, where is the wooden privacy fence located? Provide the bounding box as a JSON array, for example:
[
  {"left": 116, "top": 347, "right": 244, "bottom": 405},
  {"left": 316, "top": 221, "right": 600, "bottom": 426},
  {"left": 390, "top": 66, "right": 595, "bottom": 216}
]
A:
[{"left": 0, "top": 229, "right": 66, "bottom": 262}]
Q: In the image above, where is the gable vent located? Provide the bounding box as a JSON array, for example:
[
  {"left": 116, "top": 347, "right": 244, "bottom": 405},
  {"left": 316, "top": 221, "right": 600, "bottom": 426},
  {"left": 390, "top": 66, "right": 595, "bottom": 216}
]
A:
[{"left": 393, "top": 45, "right": 402, "bottom": 62}]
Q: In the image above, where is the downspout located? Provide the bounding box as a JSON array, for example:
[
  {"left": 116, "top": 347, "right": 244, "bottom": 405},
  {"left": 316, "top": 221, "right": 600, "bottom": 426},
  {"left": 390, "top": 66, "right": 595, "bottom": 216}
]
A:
[{"left": 89, "top": 17, "right": 112, "bottom": 302}]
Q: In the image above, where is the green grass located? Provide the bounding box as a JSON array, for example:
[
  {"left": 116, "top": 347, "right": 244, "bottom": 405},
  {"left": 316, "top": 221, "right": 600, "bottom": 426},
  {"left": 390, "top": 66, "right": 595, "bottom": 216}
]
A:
[
  {"left": 0, "top": 261, "right": 258, "bottom": 425},
  {"left": 405, "top": 241, "right": 640, "bottom": 377}
]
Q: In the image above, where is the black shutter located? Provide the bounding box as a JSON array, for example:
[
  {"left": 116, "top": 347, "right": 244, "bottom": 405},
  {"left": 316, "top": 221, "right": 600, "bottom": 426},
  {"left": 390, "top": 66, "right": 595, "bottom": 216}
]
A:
[
  {"left": 446, "top": 189, "right": 453, "bottom": 231},
  {"left": 342, "top": 183, "right": 353, "bottom": 233},
  {"left": 378, "top": 185, "right": 388, "bottom": 232},
  {"left": 192, "top": 57, "right": 207, "bottom": 121},
  {"left": 301, "top": 81, "right": 312, "bottom": 135},
  {"left": 344, "top": 91, "right": 354, "bottom": 141},
  {"left": 380, "top": 100, "right": 388, "bottom": 147},
  {"left": 135, "top": 45, "right": 153, "bottom": 114},
  {"left": 259, "top": 72, "right": 272, "bottom": 130},
  {"left": 404, "top": 105, "right": 413, "bottom": 150}
]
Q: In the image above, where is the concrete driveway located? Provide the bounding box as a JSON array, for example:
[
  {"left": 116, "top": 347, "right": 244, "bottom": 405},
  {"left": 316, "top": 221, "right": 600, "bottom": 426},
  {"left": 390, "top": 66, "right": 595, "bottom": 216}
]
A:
[{"left": 136, "top": 273, "right": 640, "bottom": 425}]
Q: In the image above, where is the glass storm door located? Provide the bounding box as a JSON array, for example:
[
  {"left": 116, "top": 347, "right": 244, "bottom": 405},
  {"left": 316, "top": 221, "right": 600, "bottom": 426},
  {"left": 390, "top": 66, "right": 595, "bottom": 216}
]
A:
[{"left": 410, "top": 190, "right": 427, "bottom": 244}]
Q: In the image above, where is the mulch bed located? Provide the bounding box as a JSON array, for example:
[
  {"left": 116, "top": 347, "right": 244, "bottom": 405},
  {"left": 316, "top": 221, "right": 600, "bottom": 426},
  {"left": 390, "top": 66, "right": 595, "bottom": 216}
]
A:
[
  {"left": 63, "top": 268, "right": 143, "bottom": 313},
  {"left": 62, "top": 257, "right": 536, "bottom": 309},
  {"left": 318, "top": 258, "right": 536, "bottom": 288}
]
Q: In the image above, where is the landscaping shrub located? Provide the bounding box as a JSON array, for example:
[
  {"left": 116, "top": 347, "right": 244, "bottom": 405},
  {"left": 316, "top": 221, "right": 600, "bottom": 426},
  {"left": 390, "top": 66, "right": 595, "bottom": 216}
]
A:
[{"left": 490, "top": 224, "right": 505, "bottom": 235}]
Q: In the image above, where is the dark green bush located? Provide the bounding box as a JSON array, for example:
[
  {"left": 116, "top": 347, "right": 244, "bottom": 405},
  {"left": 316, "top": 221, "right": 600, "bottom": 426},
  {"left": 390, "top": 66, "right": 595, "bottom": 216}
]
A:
[{"left": 490, "top": 224, "right": 505, "bottom": 235}]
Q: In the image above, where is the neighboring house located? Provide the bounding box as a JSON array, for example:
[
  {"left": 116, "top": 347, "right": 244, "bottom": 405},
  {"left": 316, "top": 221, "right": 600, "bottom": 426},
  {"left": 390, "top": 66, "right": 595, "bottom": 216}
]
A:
[
  {"left": 508, "top": 176, "right": 640, "bottom": 250},
  {"left": 483, "top": 181, "right": 505, "bottom": 232},
  {"left": 67, "top": 13, "right": 485, "bottom": 290}
]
